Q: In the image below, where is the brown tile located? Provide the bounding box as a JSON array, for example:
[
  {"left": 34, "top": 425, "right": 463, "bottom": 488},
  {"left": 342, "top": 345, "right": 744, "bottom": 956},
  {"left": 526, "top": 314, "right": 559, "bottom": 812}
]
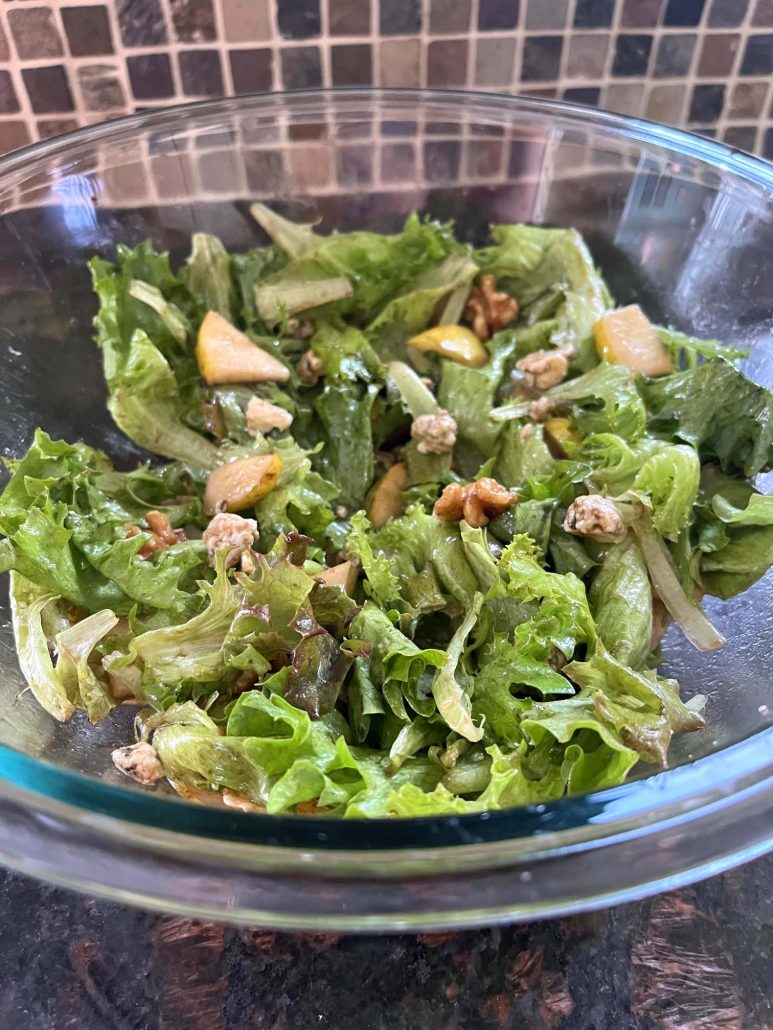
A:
[
  {"left": 22, "top": 66, "right": 74, "bottom": 114},
  {"left": 427, "top": 39, "right": 468, "bottom": 87},
  {"left": 0, "top": 21, "right": 8, "bottom": 63},
  {"left": 621, "top": 0, "right": 663, "bottom": 26},
  {"left": 230, "top": 48, "right": 273, "bottom": 92},
  {"left": 8, "top": 7, "right": 63, "bottom": 60},
  {"left": 604, "top": 82, "right": 645, "bottom": 116},
  {"left": 429, "top": 0, "right": 471, "bottom": 32},
  {"left": 697, "top": 33, "right": 740, "bottom": 76},
  {"left": 329, "top": 0, "right": 371, "bottom": 35},
  {"left": 280, "top": 46, "right": 322, "bottom": 88},
  {"left": 723, "top": 124, "right": 758, "bottom": 150},
  {"left": 150, "top": 152, "right": 193, "bottom": 198},
  {"left": 127, "top": 54, "right": 174, "bottom": 100},
  {"left": 198, "top": 150, "right": 243, "bottom": 192},
  {"left": 170, "top": 0, "right": 216, "bottom": 42},
  {"left": 287, "top": 120, "right": 326, "bottom": 141},
  {"left": 221, "top": 0, "right": 270, "bottom": 41},
  {"left": 179, "top": 49, "right": 223, "bottom": 95},
  {"left": 336, "top": 144, "right": 372, "bottom": 187},
  {"left": 331, "top": 43, "right": 373, "bottom": 86},
  {"left": 61, "top": 6, "right": 113, "bottom": 57},
  {"left": 289, "top": 145, "right": 332, "bottom": 189},
  {"left": 0, "top": 72, "right": 20, "bottom": 115},
  {"left": 728, "top": 80, "right": 768, "bottom": 117},
  {"left": 78, "top": 64, "right": 126, "bottom": 110},
  {"left": 36, "top": 118, "right": 78, "bottom": 140},
  {"left": 102, "top": 160, "right": 151, "bottom": 202},
  {"left": 244, "top": 149, "right": 285, "bottom": 192},
  {"left": 475, "top": 37, "right": 516, "bottom": 86},
  {"left": 567, "top": 33, "right": 609, "bottom": 78},
  {"left": 379, "top": 39, "right": 420, "bottom": 86},
  {"left": 519, "top": 87, "right": 559, "bottom": 98},
  {"left": 464, "top": 138, "right": 503, "bottom": 178},
  {"left": 752, "top": 0, "right": 773, "bottom": 25},
  {"left": 646, "top": 83, "right": 686, "bottom": 123},
  {"left": 381, "top": 142, "right": 416, "bottom": 183},
  {"left": 116, "top": 0, "right": 167, "bottom": 47},
  {"left": 525, "top": 0, "right": 568, "bottom": 28},
  {"left": 0, "top": 120, "right": 31, "bottom": 155}
]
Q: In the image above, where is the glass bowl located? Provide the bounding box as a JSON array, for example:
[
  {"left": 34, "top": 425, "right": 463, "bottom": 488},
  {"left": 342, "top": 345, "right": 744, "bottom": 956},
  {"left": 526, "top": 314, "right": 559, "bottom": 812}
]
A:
[{"left": 0, "top": 89, "right": 771, "bottom": 932}]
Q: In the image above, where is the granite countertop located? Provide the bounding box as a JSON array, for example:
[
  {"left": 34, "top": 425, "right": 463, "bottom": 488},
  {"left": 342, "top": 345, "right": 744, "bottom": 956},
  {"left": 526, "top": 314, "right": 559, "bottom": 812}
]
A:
[{"left": 1, "top": 855, "right": 770, "bottom": 1029}]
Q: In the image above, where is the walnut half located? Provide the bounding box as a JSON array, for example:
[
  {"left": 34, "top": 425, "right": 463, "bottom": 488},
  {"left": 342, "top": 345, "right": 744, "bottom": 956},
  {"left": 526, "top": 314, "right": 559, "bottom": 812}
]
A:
[
  {"left": 465, "top": 274, "right": 518, "bottom": 342},
  {"left": 434, "top": 477, "right": 517, "bottom": 528},
  {"left": 563, "top": 495, "right": 627, "bottom": 544}
]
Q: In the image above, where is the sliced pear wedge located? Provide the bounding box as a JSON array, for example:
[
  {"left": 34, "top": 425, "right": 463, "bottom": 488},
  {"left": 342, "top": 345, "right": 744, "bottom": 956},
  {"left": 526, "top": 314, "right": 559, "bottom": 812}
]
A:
[
  {"left": 204, "top": 453, "right": 283, "bottom": 515},
  {"left": 197, "top": 311, "right": 289, "bottom": 385}
]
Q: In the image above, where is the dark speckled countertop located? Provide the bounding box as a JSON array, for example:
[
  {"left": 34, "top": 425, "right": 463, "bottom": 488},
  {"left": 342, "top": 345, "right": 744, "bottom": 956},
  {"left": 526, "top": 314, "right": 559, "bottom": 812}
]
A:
[{"left": 1, "top": 856, "right": 771, "bottom": 1029}]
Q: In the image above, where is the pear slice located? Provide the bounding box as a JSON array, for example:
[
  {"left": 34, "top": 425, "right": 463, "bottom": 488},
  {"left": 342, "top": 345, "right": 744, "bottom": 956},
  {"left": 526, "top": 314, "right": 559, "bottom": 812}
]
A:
[
  {"left": 366, "top": 463, "right": 407, "bottom": 528},
  {"left": 313, "top": 561, "right": 358, "bottom": 596},
  {"left": 197, "top": 311, "right": 289, "bottom": 385},
  {"left": 204, "top": 453, "right": 283, "bottom": 515}
]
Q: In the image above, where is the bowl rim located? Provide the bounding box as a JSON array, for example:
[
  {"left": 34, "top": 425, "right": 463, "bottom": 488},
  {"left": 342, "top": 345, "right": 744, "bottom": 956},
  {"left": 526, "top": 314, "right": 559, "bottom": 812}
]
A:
[{"left": 0, "top": 87, "right": 772, "bottom": 858}]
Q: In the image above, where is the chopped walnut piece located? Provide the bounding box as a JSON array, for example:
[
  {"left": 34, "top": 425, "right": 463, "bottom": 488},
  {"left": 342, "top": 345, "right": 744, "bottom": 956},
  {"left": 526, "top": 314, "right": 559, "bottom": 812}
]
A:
[
  {"left": 203, "top": 511, "right": 259, "bottom": 569},
  {"left": 111, "top": 741, "right": 164, "bottom": 786},
  {"left": 410, "top": 410, "right": 457, "bottom": 455},
  {"left": 125, "top": 510, "right": 186, "bottom": 559},
  {"left": 563, "top": 495, "right": 627, "bottom": 544},
  {"left": 529, "top": 396, "right": 555, "bottom": 422},
  {"left": 465, "top": 274, "right": 518, "bottom": 341},
  {"left": 434, "top": 477, "right": 517, "bottom": 528},
  {"left": 297, "top": 349, "right": 324, "bottom": 385},
  {"left": 245, "top": 395, "right": 294, "bottom": 435},
  {"left": 515, "top": 348, "right": 569, "bottom": 390}
]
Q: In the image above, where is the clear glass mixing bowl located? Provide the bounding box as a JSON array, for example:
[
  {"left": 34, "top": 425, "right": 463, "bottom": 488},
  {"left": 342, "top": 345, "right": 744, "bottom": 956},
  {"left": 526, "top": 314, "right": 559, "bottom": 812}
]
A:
[{"left": 0, "top": 89, "right": 771, "bottom": 932}]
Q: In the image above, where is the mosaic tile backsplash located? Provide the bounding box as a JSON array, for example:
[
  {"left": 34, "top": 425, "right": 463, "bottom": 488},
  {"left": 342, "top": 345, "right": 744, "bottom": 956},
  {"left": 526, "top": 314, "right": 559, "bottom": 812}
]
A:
[{"left": 0, "top": 0, "right": 770, "bottom": 160}]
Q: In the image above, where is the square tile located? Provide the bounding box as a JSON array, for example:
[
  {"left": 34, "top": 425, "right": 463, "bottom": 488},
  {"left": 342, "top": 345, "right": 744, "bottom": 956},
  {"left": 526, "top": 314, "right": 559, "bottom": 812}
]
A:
[
  {"left": 697, "top": 33, "right": 740, "bottom": 76},
  {"left": 621, "top": 0, "right": 664, "bottom": 26},
  {"left": 380, "top": 0, "right": 421, "bottom": 34},
  {"left": 526, "top": 0, "right": 568, "bottom": 29},
  {"left": 646, "top": 83, "right": 686, "bottom": 122},
  {"left": 198, "top": 150, "right": 243, "bottom": 192},
  {"left": 231, "top": 48, "right": 273, "bottom": 92},
  {"left": 752, "top": 0, "right": 773, "bottom": 25},
  {"left": 78, "top": 64, "right": 126, "bottom": 110},
  {"left": 281, "top": 47, "right": 322, "bottom": 88},
  {"left": 179, "top": 50, "right": 223, "bottom": 96},
  {"left": 0, "top": 72, "right": 20, "bottom": 115},
  {"left": 36, "top": 118, "right": 78, "bottom": 140},
  {"left": 573, "top": 0, "right": 614, "bottom": 27},
  {"left": 8, "top": 8, "right": 63, "bottom": 60},
  {"left": 475, "top": 37, "right": 516, "bottom": 86},
  {"left": 0, "top": 22, "right": 8, "bottom": 63},
  {"left": 604, "top": 82, "right": 645, "bottom": 115},
  {"left": 654, "top": 33, "right": 696, "bottom": 76},
  {"left": 102, "top": 160, "right": 150, "bottom": 202},
  {"left": 221, "top": 0, "right": 270, "bottom": 41},
  {"left": 336, "top": 144, "right": 372, "bottom": 187},
  {"left": 289, "top": 145, "right": 333, "bottom": 189},
  {"left": 170, "top": 0, "right": 216, "bottom": 42},
  {"left": 430, "top": 0, "right": 471, "bottom": 33},
  {"left": 331, "top": 43, "right": 373, "bottom": 86},
  {"left": 689, "top": 82, "right": 725, "bottom": 121},
  {"left": 424, "top": 140, "right": 461, "bottom": 183},
  {"left": 127, "top": 54, "right": 175, "bottom": 100},
  {"left": 22, "top": 66, "right": 74, "bottom": 113},
  {"left": 521, "top": 35, "right": 562, "bottom": 81},
  {"left": 563, "top": 86, "right": 601, "bottom": 106},
  {"left": 0, "top": 120, "right": 31, "bottom": 155},
  {"left": 244, "top": 149, "right": 285, "bottom": 191},
  {"left": 723, "top": 125, "right": 758, "bottom": 151},
  {"left": 728, "top": 80, "right": 768, "bottom": 117},
  {"left": 567, "top": 33, "right": 609, "bottom": 78},
  {"left": 707, "top": 0, "right": 749, "bottom": 24},
  {"left": 663, "top": 0, "right": 706, "bottom": 24},
  {"left": 763, "top": 127, "right": 773, "bottom": 159},
  {"left": 379, "top": 39, "right": 420, "bottom": 86},
  {"left": 428, "top": 39, "right": 468, "bottom": 86},
  {"left": 150, "top": 152, "right": 194, "bottom": 199},
  {"left": 381, "top": 142, "right": 416, "bottom": 183},
  {"left": 613, "top": 33, "right": 653, "bottom": 76},
  {"left": 329, "top": 0, "right": 371, "bottom": 34},
  {"left": 61, "top": 6, "right": 113, "bottom": 57},
  {"left": 740, "top": 33, "right": 773, "bottom": 74},
  {"left": 478, "top": 0, "right": 519, "bottom": 30},
  {"left": 464, "top": 138, "right": 503, "bottom": 178},
  {"left": 116, "top": 0, "right": 167, "bottom": 47}
]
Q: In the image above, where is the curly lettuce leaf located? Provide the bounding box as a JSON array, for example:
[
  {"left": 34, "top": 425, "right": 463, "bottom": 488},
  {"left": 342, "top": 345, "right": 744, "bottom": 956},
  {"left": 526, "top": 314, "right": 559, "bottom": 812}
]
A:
[
  {"left": 55, "top": 607, "right": 119, "bottom": 723},
  {"left": 589, "top": 539, "right": 652, "bottom": 669},
  {"left": 185, "top": 233, "right": 236, "bottom": 319},
  {"left": 629, "top": 444, "right": 700, "bottom": 541}
]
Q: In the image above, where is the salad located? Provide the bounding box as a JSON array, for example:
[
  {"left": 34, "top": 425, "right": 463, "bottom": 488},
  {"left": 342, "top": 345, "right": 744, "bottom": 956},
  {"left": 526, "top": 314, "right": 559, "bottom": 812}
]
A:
[{"left": 1, "top": 206, "right": 771, "bottom": 819}]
